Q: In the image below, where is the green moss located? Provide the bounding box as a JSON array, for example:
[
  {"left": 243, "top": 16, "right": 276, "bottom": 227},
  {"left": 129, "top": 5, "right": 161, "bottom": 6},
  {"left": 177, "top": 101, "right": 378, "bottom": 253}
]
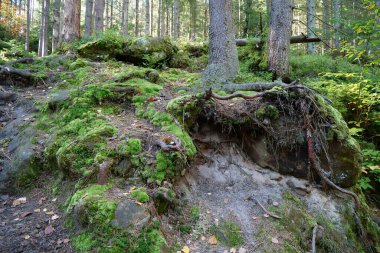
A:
[
  {"left": 255, "top": 104, "right": 280, "bottom": 119},
  {"left": 66, "top": 184, "right": 111, "bottom": 212},
  {"left": 210, "top": 220, "right": 244, "bottom": 247},
  {"left": 72, "top": 232, "right": 95, "bottom": 252},
  {"left": 131, "top": 187, "right": 150, "bottom": 203},
  {"left": 69, "top": 58, "right": 88, "bottom": 71}
]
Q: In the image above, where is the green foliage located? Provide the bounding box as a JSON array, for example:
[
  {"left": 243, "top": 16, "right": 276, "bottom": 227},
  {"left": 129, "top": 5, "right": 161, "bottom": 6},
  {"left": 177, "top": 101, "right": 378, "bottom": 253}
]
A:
[
  {"left": 131, "top": 187, "right": 150, "bottom": 203},
  {"left": 358, "top": 148, "right": 380, "bottom": 190},
  {"left": 117, "top": 138, "right": 142, "bottom": 156},
  {"left": 210, "top": 220, "right": 244, "bottom": 247}
]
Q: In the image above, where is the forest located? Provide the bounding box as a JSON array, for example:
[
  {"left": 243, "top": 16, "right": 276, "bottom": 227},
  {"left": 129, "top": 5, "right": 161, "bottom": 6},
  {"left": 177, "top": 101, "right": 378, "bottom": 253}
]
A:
[{"left": 0, "top": 0, "right": 379, "bottom": 252}]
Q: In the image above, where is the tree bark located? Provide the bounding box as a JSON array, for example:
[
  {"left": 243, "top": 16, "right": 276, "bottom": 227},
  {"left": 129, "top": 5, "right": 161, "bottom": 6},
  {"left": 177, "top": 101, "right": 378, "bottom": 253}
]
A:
[
  {"left": 307, "top": 0, "right": 316, "bottom": 54},
  {"left": 52, "top": 0, "right": 60, "bottom": 52},
  {"left": 244, "top": 0, "right": 254, "bottom": 37},
  {"left": 38, "top": 0, "right": 50, "bottom": 57},
  {"left": 145, "top": 0, "right": 150, "bottom": 35},
  {"left": 376, "top": 0, "right": 380, "bottom": 23},
  {"left": 333, "top": 0, "right": 340, "bottom": 49},
  {"left": 135, "top": 0, "right": 139, "bottom": 36},
  {"left": 110, "top": 0, "right": 113, "bottom": 27},
  {"left": 189, "top": 0, "right": 197, "bottom": 40},
  {"left": 173, "top": 0, "right": 179, "bottom": 39},
  {"left": 201, "top": 0, "right": 239, "bottom": 88},
  {"left": 268, "top": 0, "right": 292, "bottom": 82},
  {"left": 94, "top": 0, "right": 106, "bottom": 33},
  {"left": 25, "top": 0, "right": 31, "bottom": 51},
  {"left": 84, "top": 0, "right": 94, "bottom": 37},
  {"left": 160, "top": 0, "right": 165, "bottom": 36},
  {"left": 62, "top": 0, "right": 81, "bottom": 42},
  {"left": 122, "top": 0, "right": 129, "bottom": 35},
  {"left": 322, "top": 0, "right": 330, "bottom": 49},
  {"left": 158, "top": 0, "right": 161, "bottom": 37}
]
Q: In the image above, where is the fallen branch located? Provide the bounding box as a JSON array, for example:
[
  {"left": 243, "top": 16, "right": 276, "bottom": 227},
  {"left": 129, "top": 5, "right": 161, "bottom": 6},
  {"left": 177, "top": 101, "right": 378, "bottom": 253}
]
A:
[
  {"left": 235, "top": 34, "right": 321, "bottom": 46},
  {"left": 255, "top": 199, "right": 282, "bottom": 219},
  {"left": 155, "top": 138, "right": 182, "bottom": 152},
  {"left": 301, "top": 101, "right": 360, "bottom": 210},
  {"left": 311, "top": 225, "right": 318, "bottom": 253}
]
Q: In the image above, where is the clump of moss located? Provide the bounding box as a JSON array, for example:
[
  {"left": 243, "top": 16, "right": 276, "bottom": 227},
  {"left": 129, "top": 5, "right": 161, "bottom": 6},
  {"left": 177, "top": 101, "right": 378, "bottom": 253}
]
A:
[
  {"left": 69, "top": 58, "right": 88, "bottom": 71},
  {"left": 210, "top": 220, "right": 244, "bottom": 247},
  {"left": 118, "top": 138, "right": 142, "bottom": 156},
  {"left": 131, "top": 187, "right": 150, "bottom": 203},
  {"left": 254, "top": 104, "right": 280, "bottom": 119}
]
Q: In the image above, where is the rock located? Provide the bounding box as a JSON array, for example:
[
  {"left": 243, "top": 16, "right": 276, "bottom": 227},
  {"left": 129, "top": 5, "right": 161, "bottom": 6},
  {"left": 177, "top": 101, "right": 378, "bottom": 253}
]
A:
[
  {"left": 121, "top": 37, "right": 178, "bottom": 68},
  {"left": 286, "top": 178, "right": 311, "bottom": 196},
  {"left": 0, "top": 92, "right": 17, "bottom": 106},
  {"left": 145, "top": 70, "right": 160, "bottom": 83},
  {"left": 47, "top": 90, "right": 71, "bottom": 111},
  {"left": 152, "top": 187, "right": 176, "bottom": 214},
  {"left": 111, "top": 199, "right": 150, "bottom": 232}
]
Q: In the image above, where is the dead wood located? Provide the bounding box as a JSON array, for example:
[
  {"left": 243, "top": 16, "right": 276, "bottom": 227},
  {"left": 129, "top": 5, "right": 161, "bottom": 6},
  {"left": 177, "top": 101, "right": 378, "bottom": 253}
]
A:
[
  {"left": 235, "top": 35, "right": 321, "bottom": 46},
  {"left": 255, "top": 199, "right": 282, "bottom": 219},
  {"left": 155, "top": 138, "right": 182, "bottom": 152},
  {"left": 311, "top": 225, "right": 318, "bottom": 253}
]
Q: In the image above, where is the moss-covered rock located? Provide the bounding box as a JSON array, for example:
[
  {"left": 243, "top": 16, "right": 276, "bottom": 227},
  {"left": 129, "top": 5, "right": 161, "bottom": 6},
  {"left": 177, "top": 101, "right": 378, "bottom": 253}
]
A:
[{"left": 152, "top": 187, "right": 176, "bottom": 214}]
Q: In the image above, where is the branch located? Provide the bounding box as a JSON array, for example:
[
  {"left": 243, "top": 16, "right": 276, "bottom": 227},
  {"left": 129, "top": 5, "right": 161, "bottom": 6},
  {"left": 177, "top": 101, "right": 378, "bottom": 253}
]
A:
[
  {"left": 235, "top": 35, "right": 321, "bottom": 47},
  {"left": 312, "top": 225, "right": 318, "bottom": 253},
  {"left": 255, "top": 199, "right": 282, "bottom": 219}
]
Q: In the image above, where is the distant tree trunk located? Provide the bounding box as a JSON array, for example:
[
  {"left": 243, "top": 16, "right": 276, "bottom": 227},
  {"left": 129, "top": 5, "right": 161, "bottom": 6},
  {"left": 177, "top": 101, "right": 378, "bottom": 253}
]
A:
[
  {"left": 62, "top": 0, "right": 81, "bottom": 42},
  {"left": 376, "top": 0, "right": 380, "bottom": 23},
  {"left": 165, "top": 2, "right": 169, "bottom": 36},
  {"left": 135, "top": 0, "right": 139, "bottom": 36},
  {"left": 84, "top": 0, "right": 94, "bottom": 36},
  {"left": 268, "top": 0, "right": 292, "bottom": 82},
  {"left": 202, "top": 0, "right": 239, "bottom": 88},
  {"left": 203, "top": 0, "right": 208, "bottom": 39},
  {"left": 105, "top": 0, "right": 109, "bottom": 28},
  {"left": 52, "top": 0, "right": 60, "bottom": 52},
  {"left": 243, "top": 0, "right": 253, "bottom": 37},
  {"left": 307, "top": 0, "right": 316, "bottom": 54},
  {"left": 189, "top": 0, "right": 197, "bottom": 40},
  {"left": 145, "top": 0, "right": 150, "bottom": 35},
  {"left": 122, "top": 0, "right": 129, "bottom": 35},
  {"left": 25, "top": 0, "right": 31, "bottom": 51},
  {"left": 94, "top": 0, "right": 105, "bottom": 33},
  {"left": 333, "top": 0, "right": 340, "bottom": 49},
  {"left": 173, "top": 0, "right": 179, "bottom": 38},
  {"left": 150, "top": 0, "right": 153, "bottom": 35},
  {"left": 110, "top": 0, "right": 113, "bottom": 27},
  {"left": 322, "top": 0, "right": 330, "bottom": 49},
  {"left": 160, "top": 0, "right": 165, "bottom": 36},
  {"left": 157, "top": 0, "right": 161, "bottom": 37},
  {"left": 38, "top": 0, "right": 50, "bottom": 57}
]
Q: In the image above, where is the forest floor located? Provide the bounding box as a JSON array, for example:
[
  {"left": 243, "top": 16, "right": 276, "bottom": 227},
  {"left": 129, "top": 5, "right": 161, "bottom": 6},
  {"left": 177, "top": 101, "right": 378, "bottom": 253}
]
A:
[{"left": 0, "top": 175, "right": 74, "bottom": 253}]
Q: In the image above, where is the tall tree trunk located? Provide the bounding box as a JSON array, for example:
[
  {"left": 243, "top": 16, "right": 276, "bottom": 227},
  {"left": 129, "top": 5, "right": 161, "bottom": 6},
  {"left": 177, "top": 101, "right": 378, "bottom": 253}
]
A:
[
  {"left": 38, "top": 0, "right": 50, "bottom": 57},
  {"left": 203, "top": 0, "right": 208, "bottom": 39},
  {"left": 376, "top": 0, "right": 380, "bottom": 23},
  {"left": 157, "top": 0, "right": 161, "bottom": 37},
  {"left": 145, "top": 0, "right": 150, "bottom": 35},
  {"left": 322, "top": 0, "right": 330, "bottom": 49},
  {"left": 268, "top": 0, "right": 292, "bottom": 82},
  {"left": 202, "top": 0, "right": 239, "bottom": 88},
  {"left": 105, "top": 0, "right": 109, "bottom": 28},
  {"left": 135, "top": 0, "right": 139, "bottom": 36},
  {"left": 243, "top": 0, "right": 253, "bottom": 37},
  {"left": 110, "top": 0, "right": 113, "bottom": 27},
  {"left": 122, "top": 0, "right": 129, "bottom": 35},
  {"left": 160, "top": 0, "right": 165, "bottom": 36},
  {"left": 94, "top": 0, "right": 105, "bottom": 33},
  {"left": 62, "top": 0, "right": 81, "bottom": 42},
  {"left": 84, "top": 0, "right": 94, "bottom": 36},
  {"left": 173, "top": 0, "right": 180, "bottom": 39},
  {"left": 25, "top": 0, "right": 31, "bottom": 51},
  {"left": 150, "top": 0, "right": 153, "bottom": 35},
  {"left": 52, "top": 0, "right": 60, "bottom": 52},
  {"left": 189, "top": 0, "right": 197, "bottom": 40},
  {"left": 333, "top": 0, "right": 340, "bottom": 49},
  {"left": 307, "top": 0, "right": 316, "bottom": 54},
  {"left": 165, "top": 2, "right": 169, "bottom": 36}
]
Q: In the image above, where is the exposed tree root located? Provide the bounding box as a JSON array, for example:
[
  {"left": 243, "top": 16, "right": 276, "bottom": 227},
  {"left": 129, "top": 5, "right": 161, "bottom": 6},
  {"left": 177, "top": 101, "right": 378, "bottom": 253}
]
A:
[
  {"left": 254, "top": 198, "right": 282, "bottom": 219},
  {"left": 311, "top": 225, "right": 318, "bottom": 253},
  {"left": 155, "top": 137, "right": 182, "bottom": 152}
]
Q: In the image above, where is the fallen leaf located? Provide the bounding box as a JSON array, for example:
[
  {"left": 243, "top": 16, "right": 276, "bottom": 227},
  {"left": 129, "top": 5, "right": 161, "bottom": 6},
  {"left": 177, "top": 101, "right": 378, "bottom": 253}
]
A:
[
  {"left": 44, "top": 225, "right": 55, "bottom": 235},
  {"left": 273, "top": 201, "right": 279, "bottom": 207},
  {"left": 208, "top": 235, "right": 218, "bottom": 245},
  {"left": 12, "top": 197, "right": 26, "bottom": 207},
  {"left": 230, "top": 248, "right": 236, "bottom": 253},
  {"left": 45, "top": 211, "right": 55, "bottom": 215},
  {"left": 252, "top": 216, "right": 258, "bottom": 220},
  {"left": 38, "top": 197, "right": 46, "bottom": 205},
  {"left": 51, "top": 214, "right": 60, "bottom": 220},
  {"left": 24, "top": 235, "right": 31, "bottom": 240},
  {"left": 43, "top": 208, "right": 47, "bottom": 212},
  {"left": 20, "top": 211, "right": 32, "bottom": 218},
  {"left": 181, "top": 246, "right": 190, "bottom": 253},
  {"left": 239, "top": 248, "right": 247, "bottom": 253},
  {"left": 14, "top": 218, "right": 20, "bottom": 221},
  {"left": 34, "top": 209, "right": 41, "bottom": 213},
  {"left": 52, "top": 198, "right": 57, "bottom": 202},
  {"left": 271, "top": 237, "right": 279, "bottom": 244},
  {"left": 201, "top": 236, "right": 206, "bottom": 241},
  {"left": 263, "top": 213, "right": 269, "bottom": 218},
  {"left": 63, "top": 238, "right": 70, "bottom": 244}
]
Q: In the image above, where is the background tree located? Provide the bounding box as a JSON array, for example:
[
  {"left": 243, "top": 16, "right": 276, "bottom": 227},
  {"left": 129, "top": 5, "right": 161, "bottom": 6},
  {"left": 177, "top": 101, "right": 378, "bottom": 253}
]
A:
[
  {"left": 24, "top": 0, "right": 31, "bottom": 51},
  {"left": 122, "top": 0, "right": 129, "bottom": 35},
  {"left": 38, "top": 0, "right": 50, "bottom": 57},
  {"left": 84, "top": 0, "right": 93, "bottom": 37},
  {"left": 307, "top": 0, "right": 316, "bottom": 54},
  {"left": 145, "top": 0, "right": 150, "bottom": 35},
  {"left": 61, "top": 0, "right": 81, "bottom": 42},
  {"left": 52, "top": 0, "right": 60, "bottom": 52},
  {"left": 94, "top": 0, "right": 105, "bottom": 33}
]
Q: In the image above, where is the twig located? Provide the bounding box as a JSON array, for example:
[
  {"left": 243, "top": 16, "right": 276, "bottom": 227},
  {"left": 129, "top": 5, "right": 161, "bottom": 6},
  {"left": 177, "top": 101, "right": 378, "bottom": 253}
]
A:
[
  {"left": 255, "top": 199, "right": 282, "bottom": 219},
  {"left": 312, "top": 225, "right": 318, "bottom": 253}
]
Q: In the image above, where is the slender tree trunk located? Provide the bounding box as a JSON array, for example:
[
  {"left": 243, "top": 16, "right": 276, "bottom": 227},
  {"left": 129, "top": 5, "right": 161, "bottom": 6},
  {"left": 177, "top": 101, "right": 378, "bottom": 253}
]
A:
[
  {"left": 135, "top": 0, "right": 139, "bottom": 36},
  {"left": 244, "top": 0, "right": 253, "bottom": 37},
  {"left": 160, "top": 0, "right": 165, "bottom": 36},
  {"left": 376, "top": 0, "right": 380, "bottom": 23},
  {"left": 105, "top": 0, "right": 109, "bottom": 28},
  {"left": 94, "top": 0, "right": 106, "bottom": 33},
  {"left": 110, "top": 0, "right": 113, "bottom": 27},
  {"left": 38, "top": 0, "right": 50, "bottom": 57},
  {"left": 268, "top": 0, "right": 292, "bottom": 82},
  {"left": 62, "top": 0, "right": 81, "bottom": 42},
  {"left": 165, "top": 2, "right": 169, "bottom": 36},
  {"left": 189, "top": 0, "right": 197, "bottom": 40},
  {"left": 84, "top": 0, "right": 94, "bottom": 36},
  {"left": 333, "top": 0, "right": 340, "bottom": 49},
  {"left": 25, "top": 0, "right": 31, "bottom": 51},
  {"left": 307, "top": 0, "right": 316, "bottom": 54},
  {"left": 157, "top": 0, "right": 161, "bottom": 36},
  {"left": 322, "top": 0, "right": 330, "bottom": 49},
  {"left": 122, "top": 0, "right": 129, "bottom": 35},
  {"left": 52, "top": 0, "right": 60, "bottom": 52},
  {"left": 173, "top": 0, "right": 180, "bottom": 38},
  {"left": 144, "top": 0, "right": 150, "bottom": 35},
  {"left": 202, "top": 0, "right": 239, "bottom": 88},
  {"left": 203, "top": 0, "right": 208, "bottom": 39},
  {"left": 150, "top": 0, "right": 153, "bottom": 35}
]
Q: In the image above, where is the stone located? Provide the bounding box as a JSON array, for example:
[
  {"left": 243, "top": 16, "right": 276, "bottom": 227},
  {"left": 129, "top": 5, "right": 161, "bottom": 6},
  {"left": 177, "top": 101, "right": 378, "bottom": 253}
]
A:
[
  {"left": 152, "top": 187, "right": 176, "bottom": 214},
  {"left": 47, "top": 90, "right": 71, "bottom": 111},
  {"left": 286, "top": 178, "right": 311, "bottom": 196},
  {"left": 111, "top": 199, "right": 150, "bottom": 232}
]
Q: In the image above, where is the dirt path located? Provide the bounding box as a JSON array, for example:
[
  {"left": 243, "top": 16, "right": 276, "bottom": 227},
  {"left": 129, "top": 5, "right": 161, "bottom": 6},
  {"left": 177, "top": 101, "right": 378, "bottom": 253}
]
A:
[{"left": 0, "top": 180, "right": 74, "bottom": 253}]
